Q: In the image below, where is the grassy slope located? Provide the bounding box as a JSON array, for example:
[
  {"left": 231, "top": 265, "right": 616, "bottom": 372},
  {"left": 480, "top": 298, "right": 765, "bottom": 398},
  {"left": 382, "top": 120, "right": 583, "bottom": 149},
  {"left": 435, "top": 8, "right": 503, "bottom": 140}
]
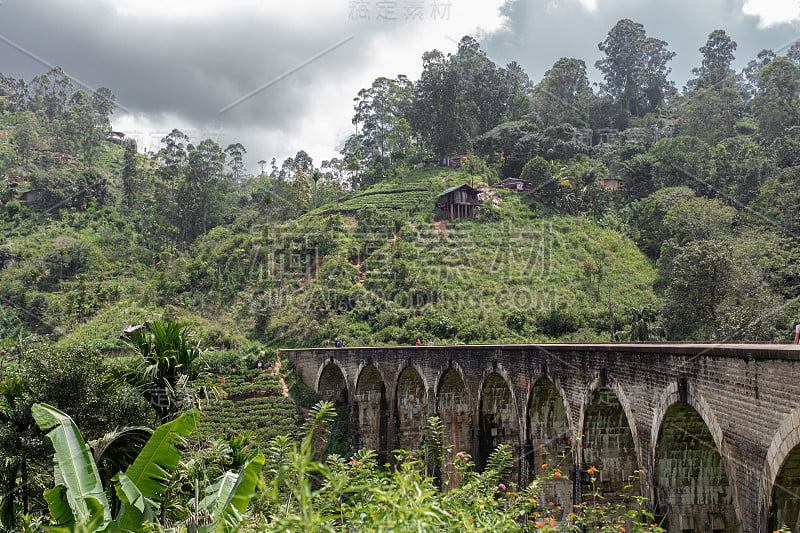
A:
[
  {"left": 255, "top": 167, "right": 658, "bottom": 346},
  {"left": 2, "top": 157, "right": 657, "bottom": 350}
]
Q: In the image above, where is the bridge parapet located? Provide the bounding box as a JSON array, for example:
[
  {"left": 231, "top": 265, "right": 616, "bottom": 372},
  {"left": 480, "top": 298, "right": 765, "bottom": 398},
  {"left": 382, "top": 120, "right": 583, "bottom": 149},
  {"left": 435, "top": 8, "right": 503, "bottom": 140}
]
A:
[{"left": 282, "top": 343, "right": 800, "bottom": 533}]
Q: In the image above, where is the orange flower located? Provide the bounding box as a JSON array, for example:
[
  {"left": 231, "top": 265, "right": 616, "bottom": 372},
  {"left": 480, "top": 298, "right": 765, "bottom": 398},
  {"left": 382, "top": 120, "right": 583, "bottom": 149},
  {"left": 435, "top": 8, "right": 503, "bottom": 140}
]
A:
[
  {"left": 542, "top": 463, "right": 548, "bottom": 469},
  {"left": 554, "top": 472, "right": 562, "bottom": 478},
  {"left": 587, "top": 466, "right": 598, "bottom": 475}
]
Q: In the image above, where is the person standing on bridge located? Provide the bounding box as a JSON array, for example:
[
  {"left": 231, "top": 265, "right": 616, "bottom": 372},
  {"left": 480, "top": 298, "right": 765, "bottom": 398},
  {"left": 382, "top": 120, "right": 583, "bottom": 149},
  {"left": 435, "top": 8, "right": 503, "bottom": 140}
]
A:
[{"left": 795, "top": 314, "right": 800, "bottom": 344}]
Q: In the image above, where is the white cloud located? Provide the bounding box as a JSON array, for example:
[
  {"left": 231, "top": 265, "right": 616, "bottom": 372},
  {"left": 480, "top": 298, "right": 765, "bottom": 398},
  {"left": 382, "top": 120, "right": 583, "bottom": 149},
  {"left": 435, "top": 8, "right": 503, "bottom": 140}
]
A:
[
  {"left": 105, "top": 0, "right": 510, "bottom": 168},
  {"left": 575, "top": 0, "right": 599, "bottom": 11},
  {"left": 742, "top": 0, "right": 800, "bottom": 27}
]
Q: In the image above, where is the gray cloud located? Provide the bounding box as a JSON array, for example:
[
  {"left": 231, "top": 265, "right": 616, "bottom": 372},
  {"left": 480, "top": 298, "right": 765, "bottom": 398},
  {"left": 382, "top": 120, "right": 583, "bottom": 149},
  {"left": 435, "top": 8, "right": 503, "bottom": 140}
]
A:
[{"left": 1, "top": 0, "right": 798, "bottom": 172}]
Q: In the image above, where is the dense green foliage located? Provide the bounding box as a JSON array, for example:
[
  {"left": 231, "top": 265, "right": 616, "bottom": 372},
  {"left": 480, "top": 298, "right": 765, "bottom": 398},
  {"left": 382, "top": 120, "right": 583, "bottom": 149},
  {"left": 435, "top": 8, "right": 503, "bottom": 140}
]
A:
[
  {"left": 3, "top": 21, "right": 800, "bottom": 348},
  {"left": 3, "top": 16, "right": 800, "bottom": 531},
  {"left": 15, "top": 401, "right": 665, "bottom": 532}
]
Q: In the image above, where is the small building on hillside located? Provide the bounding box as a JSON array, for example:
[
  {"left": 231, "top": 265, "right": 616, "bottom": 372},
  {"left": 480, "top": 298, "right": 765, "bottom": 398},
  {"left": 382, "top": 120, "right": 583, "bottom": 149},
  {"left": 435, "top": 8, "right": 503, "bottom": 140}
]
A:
[
  {"left": 106, "top": 131, "right": 126, "bottom": 145},
  {"left": 436, "top": 183, "right": 479, "bottom": 220},
  {"left": 496, "top": 177, "right": 529, "bottom": 191}
]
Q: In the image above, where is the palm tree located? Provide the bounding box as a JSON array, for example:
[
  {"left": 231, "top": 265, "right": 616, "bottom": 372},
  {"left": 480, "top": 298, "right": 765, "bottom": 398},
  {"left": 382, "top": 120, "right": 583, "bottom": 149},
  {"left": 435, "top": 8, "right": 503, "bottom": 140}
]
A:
[{"left": 113, "top": 320, "right": 212, "bottom": 423}]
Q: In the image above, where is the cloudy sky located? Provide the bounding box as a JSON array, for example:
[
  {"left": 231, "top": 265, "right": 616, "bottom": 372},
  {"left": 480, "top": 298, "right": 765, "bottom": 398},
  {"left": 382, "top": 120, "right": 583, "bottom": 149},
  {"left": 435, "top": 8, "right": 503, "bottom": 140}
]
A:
[{"left": 0, "top": 0, "right": 799, "bottom": 173}]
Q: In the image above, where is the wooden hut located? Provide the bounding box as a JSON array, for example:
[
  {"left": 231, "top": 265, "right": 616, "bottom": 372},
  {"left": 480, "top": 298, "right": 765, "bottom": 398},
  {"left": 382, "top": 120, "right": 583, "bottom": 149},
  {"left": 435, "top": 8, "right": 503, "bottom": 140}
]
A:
[{"left": 436, "top": 184, "right": 479, "bottom": 220}]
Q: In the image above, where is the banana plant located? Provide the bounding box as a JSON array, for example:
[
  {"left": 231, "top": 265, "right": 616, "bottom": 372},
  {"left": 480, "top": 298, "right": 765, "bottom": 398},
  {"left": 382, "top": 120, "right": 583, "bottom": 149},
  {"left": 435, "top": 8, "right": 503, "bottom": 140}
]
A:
[
  {"left": 32, "top": 403, "right": 264, "bottom": 533},
  {"left": 31, "top": 403, "right": 112, "bottom": 531}
]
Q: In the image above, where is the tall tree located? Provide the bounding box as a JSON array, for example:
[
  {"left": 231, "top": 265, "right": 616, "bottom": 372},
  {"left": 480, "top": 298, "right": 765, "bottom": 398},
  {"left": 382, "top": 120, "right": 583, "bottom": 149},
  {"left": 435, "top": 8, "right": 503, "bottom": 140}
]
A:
[
  {"left": 177, "top": 138, "right": 227, "bottom": 242},
  {"left": 750, "top": 57, "right": 800, "bottom": 138},
  {"left": 352, "top": 76, "right": 414, "bottom": 167},
  {"left": 0, "top": 75, "right": 29, "bottom": 115},
  {"left": 91, "top": 87, "right": 116, "bottom": 118},
  {"left": 408, "top": 36, "right": 533, "bottom": 160},
  {"left": 156, "top": 129, "right": 189, "bottom": 201},
  {"left": 741, "top": 49, "right": 775, "bottom": 99},
  {"left": 65, "top": 90, "right": 109, "bottom": 168},
  {"left": 12, "top": 112, "right": 41, "bottom": 172},
  {"left": 502, "top": 61, "right": 534, "bottom": 121},
  {"left": 29, "top": 67, "right": 74, "bottom": 125},
  {"left": 224, "top": 142, "right": 247, "bottom": 184},
  {"left": 595, "top": 19, "right": 676, "bottom": 118},
  {"left": 410, "top": 48, "right": 464, "bottom": 157},
  {"left": 687, "top": 29, "right": 738, "bottom": 90},
  {"left": 532, "top": 57, "right": 593, "bottom": 127}
]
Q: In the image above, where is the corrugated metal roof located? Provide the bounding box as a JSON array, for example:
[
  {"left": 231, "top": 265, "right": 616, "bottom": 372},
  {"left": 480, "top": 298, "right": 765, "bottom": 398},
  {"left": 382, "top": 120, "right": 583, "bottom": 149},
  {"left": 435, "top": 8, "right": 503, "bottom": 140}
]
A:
[{"left": 437, "top": 183, "right": 476, "bottom": 197}]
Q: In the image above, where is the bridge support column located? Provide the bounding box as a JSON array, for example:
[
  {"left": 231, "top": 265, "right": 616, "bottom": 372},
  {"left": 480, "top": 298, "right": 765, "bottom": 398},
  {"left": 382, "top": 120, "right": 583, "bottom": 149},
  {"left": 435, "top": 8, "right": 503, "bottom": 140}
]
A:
[{"left": 348, "top": 401, "right": 361, "bottom": 452}]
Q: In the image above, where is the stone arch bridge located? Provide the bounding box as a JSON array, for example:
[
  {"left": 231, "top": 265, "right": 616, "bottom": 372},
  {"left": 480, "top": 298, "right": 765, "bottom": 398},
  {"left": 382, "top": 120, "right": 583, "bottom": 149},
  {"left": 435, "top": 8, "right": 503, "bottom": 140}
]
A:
[{"left": 281, "top": 343, "right": 800, "bottom": 533}]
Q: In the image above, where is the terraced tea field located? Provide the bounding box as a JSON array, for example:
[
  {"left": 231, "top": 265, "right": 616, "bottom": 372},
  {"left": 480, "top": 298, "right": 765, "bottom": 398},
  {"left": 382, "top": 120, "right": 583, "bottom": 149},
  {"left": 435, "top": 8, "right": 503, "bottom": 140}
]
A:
[{"left": 196, "top": 368, "right": 300, "bottom": 445}]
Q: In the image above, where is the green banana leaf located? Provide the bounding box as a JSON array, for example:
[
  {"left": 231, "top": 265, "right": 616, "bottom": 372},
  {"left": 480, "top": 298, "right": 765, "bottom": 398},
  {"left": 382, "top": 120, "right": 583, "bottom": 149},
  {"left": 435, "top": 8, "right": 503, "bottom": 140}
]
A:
[
  {"left": 122, "top": 410, "right": 198, "bottom": 507},
  {"left": 198, "top": 450, "right": 264, "bottom": 533},
  {"left": 111, "top": 471, "right": 157, "bottom": 532},
  {"left": 32, "top": 403, "right": 111, "bottom": 529},
  {"left": 44, "top": 497, "right": 107, "bottom": 533}
]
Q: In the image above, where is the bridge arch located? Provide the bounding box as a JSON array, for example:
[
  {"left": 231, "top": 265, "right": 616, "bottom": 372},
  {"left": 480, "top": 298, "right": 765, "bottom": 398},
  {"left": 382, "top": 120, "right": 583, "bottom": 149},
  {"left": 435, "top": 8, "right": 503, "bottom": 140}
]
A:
[
  {"left": 315, "top": 359, "right": 350, "bottom": 402},
  {"left": 436, "top": 367, "right": 472, "bottom": 486},
  {"left": 650, "top": 381, "right": 740, "bottom": 531},
  {"left": 763, "top": 406, "right": 800, "bottom": 531},
  {"left": 354, "top": 364, "right": 389, "bottom": 459},
  {"left": 526, "top": 376, "right": 573, "bottom": 514},
  {"left": 653, "top": 399, "right": 737, "bottom": 532},
  {"left": 315, "top": 361, "right": 351, "bottom": 457},
  {"left": 395, "top": 365, "right": 428, "bottom": 453},
  {"left": 650, "top": 381, "right": 727, "bottom": 467},
  {"left": 478, "top": 372, "right": 520, "bottom": 479},
  {"left": 581, "top": 377, "right": 642, "bottom": 502}
]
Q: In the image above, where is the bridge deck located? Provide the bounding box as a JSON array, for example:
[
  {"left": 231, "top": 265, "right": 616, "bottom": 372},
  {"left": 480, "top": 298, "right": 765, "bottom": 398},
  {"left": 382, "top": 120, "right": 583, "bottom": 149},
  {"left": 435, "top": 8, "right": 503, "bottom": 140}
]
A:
[{"left": 285, "top": 342, "right": 800, "bottom": 359}]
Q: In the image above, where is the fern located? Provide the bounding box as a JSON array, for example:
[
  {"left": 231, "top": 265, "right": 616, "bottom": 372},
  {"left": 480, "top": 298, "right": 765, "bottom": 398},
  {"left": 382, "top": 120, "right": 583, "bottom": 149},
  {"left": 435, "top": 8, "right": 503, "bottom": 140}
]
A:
[{"left": 422, "top": 416, "right": 444, "bottom": 479}]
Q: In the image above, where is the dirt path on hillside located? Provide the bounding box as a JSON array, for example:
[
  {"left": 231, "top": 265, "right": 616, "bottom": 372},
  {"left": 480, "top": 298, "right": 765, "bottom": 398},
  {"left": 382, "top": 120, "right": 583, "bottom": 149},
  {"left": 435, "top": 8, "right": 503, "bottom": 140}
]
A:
[
  {"left": 433, "top": 219, "right": 452, "bottom": 241},
  {"left": 352, "top": 258, "right": 366, "bottom": 286},
  {"left": 273, "top": 356, "right": 290, "bottom": 397}
]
